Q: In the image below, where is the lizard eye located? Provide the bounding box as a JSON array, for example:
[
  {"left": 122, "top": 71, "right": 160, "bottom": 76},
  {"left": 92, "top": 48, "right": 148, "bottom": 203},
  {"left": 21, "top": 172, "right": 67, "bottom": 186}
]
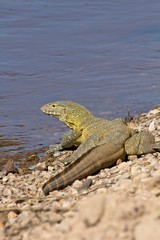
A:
[{"left": 52, "top": 104, "right": 55, "bottom": 108}]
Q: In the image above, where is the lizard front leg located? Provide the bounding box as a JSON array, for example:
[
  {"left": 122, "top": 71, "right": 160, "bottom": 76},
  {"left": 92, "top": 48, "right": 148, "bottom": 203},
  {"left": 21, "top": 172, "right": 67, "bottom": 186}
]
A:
[{"left": 47, "top": 129, "right": 81, "bottom": 154}]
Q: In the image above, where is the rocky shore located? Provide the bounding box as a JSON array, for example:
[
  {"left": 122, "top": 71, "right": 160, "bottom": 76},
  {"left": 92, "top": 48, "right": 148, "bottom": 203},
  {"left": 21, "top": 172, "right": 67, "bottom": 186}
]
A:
[{"left": 0, "top": 107, "right": 160, "bottom": 240}]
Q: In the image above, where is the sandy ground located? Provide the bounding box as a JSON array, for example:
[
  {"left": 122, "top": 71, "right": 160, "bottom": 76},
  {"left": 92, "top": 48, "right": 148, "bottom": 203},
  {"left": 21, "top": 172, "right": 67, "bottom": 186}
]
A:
[{"left": 0, "top": 107, "right": 160, "bottom": 240}]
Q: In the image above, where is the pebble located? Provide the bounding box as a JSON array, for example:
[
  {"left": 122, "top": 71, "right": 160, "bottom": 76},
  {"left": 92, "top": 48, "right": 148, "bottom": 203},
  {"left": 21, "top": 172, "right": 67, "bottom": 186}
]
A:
[
  {"left": 7, "top": 173, "right": 17, "bottom": 181},
  {"left": 119, "top": 173, "right": 131, "bottom": 179},
  {"left": 131, "top": 166, "right": 142, "bottom": 175},
  {"left": 149, "top": 108, "right": 160, "bottom": 115},
  {"left": 117, "top": 161, "right": 128, "bottom": 170},
  {"left": 61, "top": 201, "right": 73, "bottom": 211},
  {"left": 80, "top": 179, "right": 93, "bottom": 190},
  {"left": 33, "top": 170, "right": 41, "bottom": 176},
  {"left": 71, "top": 180, "right": 82, "bottom": 189},
  {"left": 104, "top": 179, "right": 112, "bottom": 187},
  {"left": 128, "top": 155, "right": 138, "bottom": 161},
  {"left": 2, "top": 176, "right": 9, "bottom": 183},
  {"left": 99, "top": 170, "right": 108, "bottom": 178},
  {"left": 148, "top": 121, "right": 156, "bottom": 131},
  {"left": 8, "top": 211, "right": 18, "bottom": 220},
  {"left": 53, "top": 152, "right": 61, "bottom": 157},
  {"left": 36, "top": 162, "right": 46, "bottom": 171},
  {"left": 3, "top": 188, "right": 12, "bottom": 197},
  {"left": 152, "top": 152, "right": 159, "bottom": 158},
  {"left": 116, "top": 159, "right": 123, "bottom": 165},
  {"left": 48, "top": 166, "right": 54, "bottom": 171},
  {"left": 110, "top": 166, "right": 119, "bottom": 174},
  {"left": 28, "top": 165, "right": 37, "bottom": 171}
]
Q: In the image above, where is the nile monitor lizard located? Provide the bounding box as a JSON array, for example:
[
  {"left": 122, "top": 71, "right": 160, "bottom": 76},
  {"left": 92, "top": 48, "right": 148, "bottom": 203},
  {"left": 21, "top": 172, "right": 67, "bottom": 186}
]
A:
[{"left": 41, "top": 101, "right": 159, "bottom": 195}]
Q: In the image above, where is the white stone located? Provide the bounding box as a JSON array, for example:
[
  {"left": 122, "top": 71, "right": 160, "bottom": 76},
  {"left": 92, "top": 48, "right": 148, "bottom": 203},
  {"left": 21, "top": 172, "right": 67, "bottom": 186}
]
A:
[{"left": 148, "top": 121, "right": 156, "bottom": 131}]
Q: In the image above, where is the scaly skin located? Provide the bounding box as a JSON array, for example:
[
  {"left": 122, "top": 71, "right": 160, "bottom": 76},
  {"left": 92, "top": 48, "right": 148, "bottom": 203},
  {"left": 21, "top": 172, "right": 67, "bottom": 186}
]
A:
[{"left": 41, "top": 101, "right": 159, "bottom": 195}]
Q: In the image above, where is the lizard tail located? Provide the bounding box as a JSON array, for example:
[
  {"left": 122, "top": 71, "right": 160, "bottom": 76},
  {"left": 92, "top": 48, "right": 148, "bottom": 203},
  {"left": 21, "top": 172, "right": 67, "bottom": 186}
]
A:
[
  {"left": 42, "top": 145, "right": 125, "bottom": 195},
  {"left": 42, "top": 154, "right": 94, "bottom": 195}
]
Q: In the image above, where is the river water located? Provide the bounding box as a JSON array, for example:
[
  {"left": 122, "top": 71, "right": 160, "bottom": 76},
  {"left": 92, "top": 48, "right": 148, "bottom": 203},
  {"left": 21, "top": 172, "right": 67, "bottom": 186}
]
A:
[{"left": 0, "top": 0, "right": 160, "bottom": 159}]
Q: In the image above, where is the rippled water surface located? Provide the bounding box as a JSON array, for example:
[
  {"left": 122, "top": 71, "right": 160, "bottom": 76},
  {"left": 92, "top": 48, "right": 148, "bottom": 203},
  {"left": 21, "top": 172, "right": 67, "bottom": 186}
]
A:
[{"left": 1, "top": 0, "right": 160, "bottom": 157}]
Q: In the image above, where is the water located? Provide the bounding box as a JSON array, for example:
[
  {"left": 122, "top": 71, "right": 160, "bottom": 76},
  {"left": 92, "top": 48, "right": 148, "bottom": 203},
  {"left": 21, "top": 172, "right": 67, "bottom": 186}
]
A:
[{"left": 0, "top": 0, "right": 160, "bottom": 158}]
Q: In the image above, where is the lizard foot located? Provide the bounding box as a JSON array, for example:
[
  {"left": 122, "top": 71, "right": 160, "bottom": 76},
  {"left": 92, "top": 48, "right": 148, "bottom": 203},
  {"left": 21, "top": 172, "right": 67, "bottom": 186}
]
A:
[{"left": 47, "top": 144, "right": 62, "bottom": 155}]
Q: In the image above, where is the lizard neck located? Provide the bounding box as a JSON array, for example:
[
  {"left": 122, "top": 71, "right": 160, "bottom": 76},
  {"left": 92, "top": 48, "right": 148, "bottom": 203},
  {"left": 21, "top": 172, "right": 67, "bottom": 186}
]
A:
[{"left": 64, "top": 112, "right": 95, "bottom": 131}]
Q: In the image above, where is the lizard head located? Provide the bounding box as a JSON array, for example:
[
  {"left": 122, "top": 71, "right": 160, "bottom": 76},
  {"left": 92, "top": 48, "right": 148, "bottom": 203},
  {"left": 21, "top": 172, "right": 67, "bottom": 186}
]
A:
[{"left": 41, "top": 100, "right": 93, "bottom": 130}]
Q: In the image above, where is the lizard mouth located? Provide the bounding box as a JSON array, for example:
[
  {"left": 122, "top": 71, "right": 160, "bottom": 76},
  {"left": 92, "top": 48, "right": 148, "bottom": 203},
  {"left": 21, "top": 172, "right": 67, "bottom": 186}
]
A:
[
  {"left": 44, "top": 111, "right": 53, "bottom": 115},
  {"left": 41, "top": 104, "right": 54, "bottom": 115},
  {"left": 41, "top": 106, "right": 60, "bottom": 118}
]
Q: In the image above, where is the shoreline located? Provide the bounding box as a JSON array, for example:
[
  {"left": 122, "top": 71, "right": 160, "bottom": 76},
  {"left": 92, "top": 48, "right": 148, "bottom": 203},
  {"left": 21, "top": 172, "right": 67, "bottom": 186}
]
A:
[{"left": 0, "top": 107, "right": 160, "bottom": 240}]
